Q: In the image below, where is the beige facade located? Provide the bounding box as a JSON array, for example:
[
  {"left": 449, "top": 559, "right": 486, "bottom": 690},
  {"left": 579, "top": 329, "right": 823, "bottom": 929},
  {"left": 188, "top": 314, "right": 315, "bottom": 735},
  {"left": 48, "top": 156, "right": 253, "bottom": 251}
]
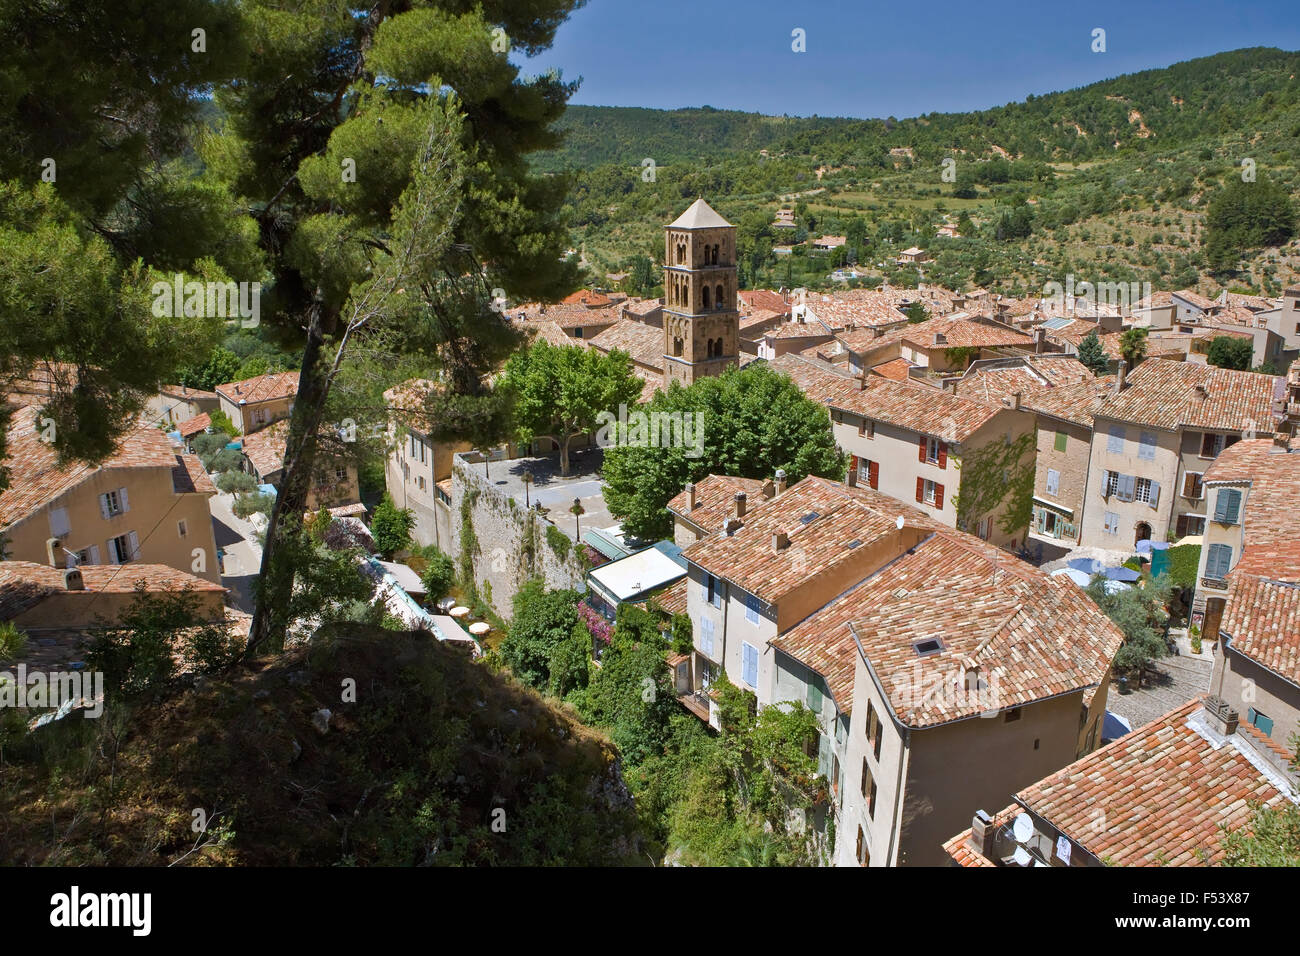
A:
[
  {"left": 385, "top": 426, "right": 468, "bottom": 552},
  {"left": 831, "top": 407, "right": 1035, "bottom": 550},
  {"left": 1, "top": 434, "right": 221, "bottom": 585},
  {"left": 662, "top": 200, "right": 739, "bottom": 387},
  {"left": 834, "top": 658, "right": 1108, "bottom": 867},
  {"left": 146, "top": 385, "right": 219, "bottom": 429},
  {"left": 214, "top": 372, "right": 299, "bottom": 435},
  {"left": 1030, "top": 415, "right": 1093, "bottom": 542}
]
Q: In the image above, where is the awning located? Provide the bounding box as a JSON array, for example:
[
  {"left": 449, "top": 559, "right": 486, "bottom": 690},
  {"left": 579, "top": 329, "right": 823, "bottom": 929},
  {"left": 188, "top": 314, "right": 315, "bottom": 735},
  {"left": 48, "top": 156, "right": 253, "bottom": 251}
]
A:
[{"left": 1032, "top": 496, "right": 1073, "bottom": 519}]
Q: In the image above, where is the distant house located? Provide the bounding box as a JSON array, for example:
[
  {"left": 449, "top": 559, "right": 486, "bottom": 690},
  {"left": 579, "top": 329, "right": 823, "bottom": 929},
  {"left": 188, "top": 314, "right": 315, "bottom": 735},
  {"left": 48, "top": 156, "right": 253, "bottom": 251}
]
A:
[
  {"left": 240, "top": 420, "right": 363, "bottom": 519},
  {"left": 215, "top": 371, "right": 299, "bottom": 435},
  {"left": 812, "top": 235, "right": 847, "bottom": 252},
  {"left": 896, "top": 246, "right": 931, "bottom": 264},
  {"left": 147, "top": 384, "right": 220, "bottom": 430}
]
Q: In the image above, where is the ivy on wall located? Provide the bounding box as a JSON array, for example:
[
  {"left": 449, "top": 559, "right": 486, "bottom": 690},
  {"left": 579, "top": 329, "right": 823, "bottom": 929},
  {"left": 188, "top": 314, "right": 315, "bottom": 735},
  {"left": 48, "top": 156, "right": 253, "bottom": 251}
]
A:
[
  {"left": 459, "top": 485, "right": 481, "bottom": 602},
  {"left": 952, "top": 432, "right": 1036, "bottom": 537}
]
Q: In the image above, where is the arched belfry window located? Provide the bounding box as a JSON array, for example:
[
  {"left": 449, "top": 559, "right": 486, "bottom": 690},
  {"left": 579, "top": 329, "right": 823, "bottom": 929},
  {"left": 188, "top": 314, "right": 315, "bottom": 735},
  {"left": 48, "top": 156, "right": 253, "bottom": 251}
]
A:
[
  {"left": 701, "top": 285, "right": 710, "bottom": 310},
  {"left": 712, "top": 244, "right": 720, "bottom": 265},
  {"left": 716, "top": 284, "right": 725, "bottom": 309}
]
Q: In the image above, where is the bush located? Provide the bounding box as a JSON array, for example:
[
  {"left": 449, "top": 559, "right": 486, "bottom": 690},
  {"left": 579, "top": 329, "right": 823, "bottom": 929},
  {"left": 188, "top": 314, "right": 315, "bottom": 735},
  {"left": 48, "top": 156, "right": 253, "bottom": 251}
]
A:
[
  {"left": 546, "top": 524, "right": 572, "bottom": 561},
  {"left": 1167, "top": 544, "right": 1202, "bottom": 590},
  {"left": 233, "top": 490, "right": 274, "bottom": 520},
  {"left": 192, "top": 431, "right": 234, "bottom": 461},
  {"left": 216, "top": 470, "right": 257, "bottom": 494},
  {"left": 205, "top": 447, "right": 246, "bottom": 474},
  {"left": 208, "top": 409, "right": 239, "bottom": 438},
  {"left": 370, "top": 493, "right": 413, "bottom": 558},
  {"left": 419, "top": 548, "right": 455, "bottom": 603}
]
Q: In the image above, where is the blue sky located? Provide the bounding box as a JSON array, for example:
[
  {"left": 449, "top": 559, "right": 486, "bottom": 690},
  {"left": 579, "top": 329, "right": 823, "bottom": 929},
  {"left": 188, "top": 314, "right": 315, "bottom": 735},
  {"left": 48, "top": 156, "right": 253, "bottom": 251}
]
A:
[{"left": 520, "top": 0, "right": 1300, "bottom": 118}]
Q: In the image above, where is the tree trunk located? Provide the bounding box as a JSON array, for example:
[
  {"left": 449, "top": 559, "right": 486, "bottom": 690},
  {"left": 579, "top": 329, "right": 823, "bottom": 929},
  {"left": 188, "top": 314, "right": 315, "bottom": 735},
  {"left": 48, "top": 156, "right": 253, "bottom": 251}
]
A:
[
  {"left": 560, "top": 430, "right": 572, "bottom": 477},
  {"left": 246, "top": 308, "right": 331, "bottom": 657}
]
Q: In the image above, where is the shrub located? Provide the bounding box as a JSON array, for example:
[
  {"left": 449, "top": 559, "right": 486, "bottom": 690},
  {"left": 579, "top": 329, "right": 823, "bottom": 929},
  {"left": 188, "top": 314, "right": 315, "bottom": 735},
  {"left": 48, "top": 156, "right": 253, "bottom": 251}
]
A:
[
  {"left": 216, "top": 470, "right": 257, "bottom": 494},
  {"left": 419, "top": 548, "right": 456, "bottom": 603},
  {"left": 545, "top": 524, "right": 571, "bottom": 561},
  {"left": 233, "top": 490, "right": 274, "bottom": 520},
  {"left": 370, "top": 493, "right": 413, "bottom": 558}
]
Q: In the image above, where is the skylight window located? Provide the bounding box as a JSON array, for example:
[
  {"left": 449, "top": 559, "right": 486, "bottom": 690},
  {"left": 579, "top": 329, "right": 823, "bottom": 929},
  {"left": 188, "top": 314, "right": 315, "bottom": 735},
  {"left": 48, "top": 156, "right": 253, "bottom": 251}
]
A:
[
  {"left": 912, "top": 638, "right": 943, "bottom": 657},
  {"left": 799, "top": 511, "right": 820, "bottom": 525},
  {"left": 846, "top": 538, "right": 862, "bottom": 549}
]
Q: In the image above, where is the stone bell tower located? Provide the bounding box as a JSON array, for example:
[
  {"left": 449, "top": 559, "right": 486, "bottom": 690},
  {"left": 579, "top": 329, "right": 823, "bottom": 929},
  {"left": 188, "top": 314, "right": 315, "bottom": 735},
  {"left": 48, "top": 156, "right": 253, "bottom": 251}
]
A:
[{"left": 663, "top": 198, "right": 739, "bottom": 386}]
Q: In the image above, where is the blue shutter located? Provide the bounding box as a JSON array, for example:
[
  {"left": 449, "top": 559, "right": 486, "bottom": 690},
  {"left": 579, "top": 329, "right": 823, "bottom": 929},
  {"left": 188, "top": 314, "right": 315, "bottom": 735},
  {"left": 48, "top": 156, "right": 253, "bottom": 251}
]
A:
[
  {"left": 1222, "top": 489, "right": 1241, "bottom": 524},
  {"left": 1148, "top": 480, "right": 1160, "bottom": 509},
  {"left": 742, "top": 643, "right": 758, "bottom": 688},
  {"left": 1207, "top": 543, "right": 1232, "bottom": 578}
]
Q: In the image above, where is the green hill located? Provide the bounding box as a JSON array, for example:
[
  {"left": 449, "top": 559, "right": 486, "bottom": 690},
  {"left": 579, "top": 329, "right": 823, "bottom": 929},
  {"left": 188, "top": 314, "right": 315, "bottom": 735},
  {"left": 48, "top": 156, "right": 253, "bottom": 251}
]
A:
[{"left": 544, "top": 48, "right": 1300, "bottom": 303}]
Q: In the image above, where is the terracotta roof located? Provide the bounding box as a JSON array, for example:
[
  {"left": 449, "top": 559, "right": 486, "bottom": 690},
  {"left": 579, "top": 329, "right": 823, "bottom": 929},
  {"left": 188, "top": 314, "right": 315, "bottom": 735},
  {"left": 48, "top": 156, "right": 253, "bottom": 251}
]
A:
[
  {"left": 650, "top": 576, "right": 689, "bottom": 616},
  {"left": 738, "top": 290, "right": 790, "bottom": 315},
  {"left": 771, "top": 353, "right": 1006, "bottom": 443},
  {"left": 683, "top": 476, "right": 936, "bottom": 605},
  {"left": 214, "top": 371, "right": 299, "bottom": 406},
  {"left": 666, "top": 474, "right": 768, "bottom": 531},
  {"left": 773, "top": 531, "right": 1122, "bottom": 721},
  {"left": 172, "top": 453, "right": 217, "bottom": 496},
  {"left": 1173, "top": 289, "right": 1216, "bottom": 311},
  {"left": 527, "top": 319, "right": 576, "bottom": 348},
  {"left": 943, "top": 805, "right": 1017, "bottom": 866},
  {"left": 869, "top": 358, "right": 917, "bottom": 382},
  {"left": 515, "top": 303, "right": 621, "bottom": 330},
  {"left": 560, "top": 289, "right": 611, "bottom": 308},
  {"left": 738, "top": 309, "right": 786, "bottom": 336},
  {"left": 0, "top": 410, "right": 182, "bottom": 529},
  {"left": 764, "top": 321, "right": 835, "bottom": 341},
  {"left": 587, "top": 319, "right": 664, "bottom": 370},
  {"left": 1014, "top": 698, "right": 1294, "bottom": 866},
  {"left": 0, "top": 560, "right": 225, "bottom": 621},
  {"left": 240, "top": 419, "right": 289, "bottom": 478},
  {"left": 159, "top": 384, "right": 218, "bottom": 402},
  {"left": 176, "top": 412, "right": 211, "bottom": 438},
  {"left": 1095, "top": 359, "right": 1279, "bottom": 433},
  {"left": 804, "top": 290, "right": 910, "bottom": 330}
]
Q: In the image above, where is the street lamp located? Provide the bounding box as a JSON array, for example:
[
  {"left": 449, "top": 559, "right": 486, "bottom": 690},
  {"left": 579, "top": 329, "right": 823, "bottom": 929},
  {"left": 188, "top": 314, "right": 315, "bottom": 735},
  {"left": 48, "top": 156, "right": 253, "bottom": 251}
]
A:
[
  {"left": 522, "top": 469, "right": 534, "bottom": 508},
  {"left": 571, "top": 497, "right": 585, "bottom": 540}
]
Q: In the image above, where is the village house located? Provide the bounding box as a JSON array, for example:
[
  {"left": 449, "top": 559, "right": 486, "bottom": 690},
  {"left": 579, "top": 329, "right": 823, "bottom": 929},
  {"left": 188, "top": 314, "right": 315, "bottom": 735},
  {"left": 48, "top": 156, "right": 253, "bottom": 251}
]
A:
[
  {"left": 666, "top": 473, "right": 770, "bottom": 547},
  {"left": 240, "top": 419, "right": 364, "bottom": 519},
  {"left": 952, "top": 357, "right": 1113, "bottom": 545},
  {"left": 673, "top": 472, "right": 1122, "bottom": 865},
  {"left": 215, "top": 370, "right": 299, "bottom": 435},
  {"left": 146, "top": 383, "right": 221, "bottom": 430},
  {"left": 382, "top": 379, "right": 471, "bottom": 552},
  {"left": 836, "top": 312, "right": 1038, "bottom": 383},
  {"left": 896, "top": 246, "right": 931, "bottom": 264},
  {"left": 0, "top": 408, "right": 221, "bottom": 584},
  {"left": 1078, "top": 360, "right": 1279, "bottom": 547},
  {"left": 772, "top": 353, "right": 1037, "bottom": 549}
]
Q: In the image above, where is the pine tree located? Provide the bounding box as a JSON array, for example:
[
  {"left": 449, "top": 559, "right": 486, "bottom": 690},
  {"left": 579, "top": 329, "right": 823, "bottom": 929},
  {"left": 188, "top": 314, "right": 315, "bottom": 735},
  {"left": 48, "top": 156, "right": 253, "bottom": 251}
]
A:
[{"left": 1076, "top": 329, "right": 1110, "bottom": 375}]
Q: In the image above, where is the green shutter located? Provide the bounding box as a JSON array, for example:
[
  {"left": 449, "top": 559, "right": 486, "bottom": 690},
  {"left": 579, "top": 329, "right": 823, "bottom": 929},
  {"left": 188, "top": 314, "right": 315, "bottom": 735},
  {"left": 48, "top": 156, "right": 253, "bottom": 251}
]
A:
[{"left": 1054, "top": 430, "right": 1067, "bottom": 453}]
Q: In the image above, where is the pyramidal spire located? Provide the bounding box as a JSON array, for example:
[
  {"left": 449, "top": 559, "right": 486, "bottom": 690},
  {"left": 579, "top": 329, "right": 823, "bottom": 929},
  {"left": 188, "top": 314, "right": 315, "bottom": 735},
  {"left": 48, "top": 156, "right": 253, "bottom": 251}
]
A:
[{"left": 669, "top": 198, "right": 731, "bottom": 229}]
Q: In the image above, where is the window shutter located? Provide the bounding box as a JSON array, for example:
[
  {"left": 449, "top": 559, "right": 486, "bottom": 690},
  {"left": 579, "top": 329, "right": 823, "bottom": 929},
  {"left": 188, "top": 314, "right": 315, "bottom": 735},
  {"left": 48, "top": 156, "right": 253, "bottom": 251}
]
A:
[
  {"left": 48, "top": 507, "right": 71, "bottom": 539},
  {"left": 127, "top": 531, "right": 140, "bottom": 561},
  {"left": 99, "top": 493, "right": 112, "bottom": 520},
  {"left": 87, "top": 545, "right": 100, "bottom": 565},
  {"left": 934, "top": 483, "right": 945, "bottom": 510},
  {"left": 868, "top": 460, "right": 879, "bottom": 489},
  {"left": 1148, "top": 481, "right": 1160, "bottom": 509},
  {"left": 108, "top": 538, "right": 121, "bottom": 564},
  {"left": 119, "top": 487, "right": 130, "bottom": 513},
  {"left": 850, "top": 454, "right": 859, "bottom": 477},
  {"left": 917, "top": 434, "right": 927, "bottom": 462},
  {"left": 1223, "top": 489, "right": 1241, "bottom": 524},
  {"left": 938, "top": 442, "right": 947, "bottom": 469},
  {"left": 1207, "top": 544, "right": 1232, "bottom": 578},
  {"left": 915, "top": 476, "right": 924, "bottom": 503}
]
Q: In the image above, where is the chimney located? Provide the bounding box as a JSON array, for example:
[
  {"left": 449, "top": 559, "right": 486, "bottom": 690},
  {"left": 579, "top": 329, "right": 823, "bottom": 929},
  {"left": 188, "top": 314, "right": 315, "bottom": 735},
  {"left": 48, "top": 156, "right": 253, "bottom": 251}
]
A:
[
  {"left": 774, "top": 468, "right": 788, "bottom": 495},
  {"left": 734, "top": 491, "right": 747, "bottom": 518},
  {"left": 63, "top": 567, "right": 84, "bottom": 591},
  {"left": 45, "top": 537, "right": 63, "bottom": 569},
  {"left": 847, "top": 464, "right": 858, "bottom": 488},
  {"left": 1007, "top": 390, "right": 1022, "bottom": 411},
  {"left": 1203, "top": 695, "right": 1239, "bottom": 736},
  {"left": 1195, "top": 383, "right": 1209, "bottom": 399},
  {"left": 772, "top": 530, "right": 790, "bottom": 552},
  {"left": 686, "top": 482, "right": 696, "bottom": 510},
  {"left": 762, "top": 479, "right": 775, "bottom": 499},
  {"left": 969, "top": 809, "right": 997, "bottom": 859},
  {"left": 1113, "top": 360, "right": 1127, "bottom": 395}
]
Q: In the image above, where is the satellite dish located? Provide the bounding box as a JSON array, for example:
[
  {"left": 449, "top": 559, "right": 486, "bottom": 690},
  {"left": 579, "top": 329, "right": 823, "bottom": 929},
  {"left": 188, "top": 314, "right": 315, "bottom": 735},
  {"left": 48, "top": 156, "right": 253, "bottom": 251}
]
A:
[
  {"left": 1012, "top": 812, "right": 1034, "bottom": 843},
  {"left": 1011, "top": 846, "right": 1031, "bottom": 867},
  {"left": 896, "top": 515, "right": 905, "bottom": 530}
]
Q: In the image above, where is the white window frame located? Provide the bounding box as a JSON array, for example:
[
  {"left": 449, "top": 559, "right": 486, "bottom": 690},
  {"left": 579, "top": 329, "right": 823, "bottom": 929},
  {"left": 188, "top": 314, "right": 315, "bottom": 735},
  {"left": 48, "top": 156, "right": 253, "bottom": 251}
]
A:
[
  {"left": 924, "top": 436, "right": 941, "bottom": 464},
  {"left": 1045, "top": 468, "right": 1060, "bottom": 497},
  {"left": 922, "top": 478, "right": 938, "bottom": 505}
]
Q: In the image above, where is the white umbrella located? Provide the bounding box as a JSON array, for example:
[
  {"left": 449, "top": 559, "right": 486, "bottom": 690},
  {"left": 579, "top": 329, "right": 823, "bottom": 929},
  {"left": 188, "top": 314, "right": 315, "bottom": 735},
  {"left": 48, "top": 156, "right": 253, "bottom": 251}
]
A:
[
  {"left": 450, "top": 606, "right": 470, "bottom": 619},
  {"left": 468, "top": 621, "right": 490, "bottom": 636},
  {"left": 1051, "top": 567, "right": 1092, "bottom": 587}
]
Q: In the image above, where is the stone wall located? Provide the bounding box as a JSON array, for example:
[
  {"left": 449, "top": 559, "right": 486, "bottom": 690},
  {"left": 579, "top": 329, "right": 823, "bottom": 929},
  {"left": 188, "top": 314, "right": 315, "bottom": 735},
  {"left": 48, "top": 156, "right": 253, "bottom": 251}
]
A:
[{"left": 448, "top": 455, "right": 588, "bottom": 620}]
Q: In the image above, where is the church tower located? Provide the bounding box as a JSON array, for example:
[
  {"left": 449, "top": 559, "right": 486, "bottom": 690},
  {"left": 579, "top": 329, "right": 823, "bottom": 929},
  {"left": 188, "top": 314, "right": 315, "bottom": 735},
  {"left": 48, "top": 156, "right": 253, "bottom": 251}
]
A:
[{"left": 663, "top": 199, "right": 739, "bottom": 387}]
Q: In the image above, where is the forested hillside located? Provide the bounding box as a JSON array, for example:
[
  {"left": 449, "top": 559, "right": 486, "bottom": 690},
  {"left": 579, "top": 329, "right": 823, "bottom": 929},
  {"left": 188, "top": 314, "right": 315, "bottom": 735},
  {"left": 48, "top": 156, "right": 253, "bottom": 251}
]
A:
[{"left": 544, "top": 48, "right": 1300, "bottom": 299}]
